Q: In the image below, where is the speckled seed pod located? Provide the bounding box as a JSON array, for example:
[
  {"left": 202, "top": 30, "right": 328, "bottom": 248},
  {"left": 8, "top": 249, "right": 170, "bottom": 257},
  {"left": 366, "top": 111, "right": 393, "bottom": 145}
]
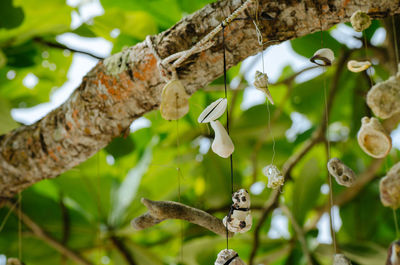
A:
[
  {"left": 160, "top": 79, "right": 189, "bottom": 120},
  {"left": 380, "top": 162, "right": 400, "bottom": 209},
  {"left": 253, "top": 71, "right": 274, "bottom": 105},
  {"left": 263, "top": 164, "right": 284, "bottom": 189},
  {"left": 386, "top": 240, "right": 400, "bottom": 265},
  {"left": 333, "top": 254, "right": 352, "bottom": 265},
  {"left": 210, "top": 120, "right": 234, "bottom": 158},
  {"left": 215, "top": 249, "right": 246, "bottom": 265},
  {"left": 357, "top": 117, "right": 392, "bottom": 158},
  {"left": 327, "top": 158, "right": 356, "bottom": 187},
  {"left": 310, "top": 48, "right": 334, "bottom": 66},
  {"left": 347, "top": 60, "right": 371, "bottom": 72},
  {"left": 366, "top": 68, "right": 400, "bottom": 119},
  {"left": 350, "top": 10, "right": 371, "bottom": 32},
  {"left": 197, "top": 98, "right": 227, "bottom": 123}
]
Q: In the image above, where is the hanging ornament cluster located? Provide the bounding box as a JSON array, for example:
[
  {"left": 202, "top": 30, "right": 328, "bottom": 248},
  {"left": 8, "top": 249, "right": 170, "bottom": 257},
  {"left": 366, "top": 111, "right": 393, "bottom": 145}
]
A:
[
  {"left": 327, "top": 158, "right": 356, "bottom": 187},
  {"left": 215, "top": 249, "right": 246, "bottom": 265},
  {"left": 160, "top": 79, "right": 190, "bottom": 120},
  {"left": 386, "top": 240, "right": 400, "bottom": 265},
  {"left": 253, "top": 71, "right": 274, "bottom": 104},
  {"left": 357, "top": 117, "right": 392, "bottom": 158},
  {"left": 380, "top": 162, "right": 400, "bottom": 209},
  {"left": 350, "top": 10, "right": 371, "bottom": 32},
  {"left": 223, "top": 189, "right": 252, "bottom": 233},
  {"left": 263, "top": 164, "right": 284, "bottom": 189}
]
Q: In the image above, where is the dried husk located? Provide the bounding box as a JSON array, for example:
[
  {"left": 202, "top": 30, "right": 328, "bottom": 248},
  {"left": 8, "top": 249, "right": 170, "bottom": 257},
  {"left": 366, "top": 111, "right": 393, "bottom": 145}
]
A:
[
  {"left": 253, "top": 71, "right": 274, "bottom": 104},
  {"left": 357, "top": 117, "right": 392, "bottom": 158},
  {"left": 215, "top": 249, "right": 246, "bottom": 265},
  {"left": 380, "top": 162, "right": 400, "bottom": 209},
  {"left": 160, "top": 79, "right": 189, "bottom": 120},
  {"left": 310, "top": 48, "right": 334, "bottom": 66},
  {"left": 197, "top": 98, "right": 227, "bottom": 123},
  {"left": 347, "top": 60, "right": 371, "bottom": 72},
  {"left": 350, "top": 10, "right": 371, "bottom": 32},
  {"left": 327, "top": 158, "right": 356, "bottom": 187},
  {"left": 263, "top": 164, "right": 284, "bottom": 189},
  {"left": 210, "top": 120, "right": 234, "bottom": 158}
]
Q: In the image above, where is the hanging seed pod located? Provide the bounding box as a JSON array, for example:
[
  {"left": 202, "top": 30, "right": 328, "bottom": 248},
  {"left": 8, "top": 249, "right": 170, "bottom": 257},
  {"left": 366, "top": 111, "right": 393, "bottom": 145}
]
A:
[
  {"left": 197, "top": 98, "right": 227, "bottom": 123},
  {"left": 327, "top": 158, "right": 356, "bottom": 187},
  {"left": 160, "top": 79, "right": 189, "bottom": 120},
  {"left": 386, "top": 240, "right": 400, "bottom": 265},
  {"left": 215, "top": 249, "right": 246, "bottom": 265},
  {"left": 350, "top": 10, "right": 371, "bottom": 32},
  {"left": 253, "top": 71, "right": 274, "bottom": 105},
  {"left": 357, "top": 117, "right": 392, "bottom": 158},
  {"left": 347, "top": 60, "right": 371, "bottom": 73},
  {"left": 366, "top": 68, "right": 400, "bottom": 119},
  {"left": 380, "top": 162, "right": 400, "bottom": 209},
  {"left": 210, "top": 120, "right": 234, "bottom": 158},
  {"left": 310, "top": 48, "right": 334, "bottom": 66},
  {"left": 333, "top": 254, "right": 352, "bottom": 265},
  {"left": 223, "top": 189, "right": 252, "bottom": 233},
  {"left": 263, "top": 164, "right": 284, "bottom": 189}
]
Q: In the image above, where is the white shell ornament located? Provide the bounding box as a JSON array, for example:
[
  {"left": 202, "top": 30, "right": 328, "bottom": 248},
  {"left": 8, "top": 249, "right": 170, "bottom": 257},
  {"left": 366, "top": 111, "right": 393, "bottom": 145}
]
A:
[
  {"left": 197, "top": 98, "right": 227, "bottom": 123},
  {"left": 160, "top": 79, "right": 189, "bottom": 120},
  {"left": 310, "top": 48, "right": 334, "bottom": 66},
  {"left": 386, "top": 240, "right": 400, "bottom": 265},
  {"left": 253, "top": 71, "right": 274, "bottom": 104},
  {"left": 223, "top": 189, "right": 252, "bottom": 233},
  {"left": 347, "top": 60, "right": 371, "bottom": 72},
  {"left": 357, "top": 117, "right": 392, "bottom": 158},
  {"left": 210, "top": 120, "right": 234, "bottom": 158},
  {"left": 215, "top": 249, "right": 246, "bottom": 265},
  {"left": 380, "top": 162, "right": 400, "bottom": 209},
  {"left": 333, "top": 254, "right": 352, "bottom": 265},
  {"left": 263, "top": 164, "right": 284, "bottom": 189},
  {"left": 327, "top": 158, "right": 356, "bottom": 187},
  {"left": 350, "top": 10, "right": 371, "bottom": 32}
]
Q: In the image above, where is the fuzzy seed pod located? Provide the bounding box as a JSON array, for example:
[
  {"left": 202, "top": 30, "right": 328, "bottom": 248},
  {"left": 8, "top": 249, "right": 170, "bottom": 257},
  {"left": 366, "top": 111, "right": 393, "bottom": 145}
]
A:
[
  {"left": 357, "top": 117, "right": 392, "bottom": 158},
  {"left": 350, "top": 10, "right": 371, "bottom": 32},
  {"left": 253, "top": 71, "right": 274, "bottom": 104},
  {"left": 197, "top": 98, "right": 227, "bottom": 123},
  {"left": 215, "top": 249, "right": 246, "bottom": 265},
  {"left": 347, "top": 60, "right": 371, "bottom": 72},
  {"left": 263, "top": 164, "right": 284, "bottom": 189},
  {"left": 333, "top": 254, "right": 352, "bottom": 265},
  {"left": 327, "top": 158, "right": 356, "bottom": 187},
  {"left": 386, "top": 240, "right": 400, "bottom": 265},
  {"left": 223, "top": 189, "right": 252, "bottom": 233},
  {"left": 310, "top": 48, "right": 334, "bottom": 66},
  {"left": 380, "top": 162, "right": 400, "bottom": 209},
  {"left": 210, "top": 120, "right": 234, "bottom": 158},
  {"left": 160, "top": 79, "right": 189, "bottom": 120}
]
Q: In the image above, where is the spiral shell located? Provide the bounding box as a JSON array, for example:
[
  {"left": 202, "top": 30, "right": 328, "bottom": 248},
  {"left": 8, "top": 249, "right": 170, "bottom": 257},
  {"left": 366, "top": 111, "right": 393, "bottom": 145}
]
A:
[
  {"left": 350, "top": 10, "right": 371, "bottom": 32},
  {"left": 327, "top": 158, "right": 356, "bottom": 187},
  {"left": 210, "top": 120, "right": 234, "bottom": 158},
  {"left": 160, "top": 79, "right": 189, "bottom": 120},
  {"left": 347, "top": 60, "right": 371, "bottom": 73},
  {"left": 253, "top": 71, "right": 274, "bottom": 104},
  {"left": 357, "top": 117, "right": 392, "bottom": 158},
  {"left": 310, "top": 48, "right": 334, "bottom": 66},
  {"left": 333, "top": 254, "right": 352, "bottom": 265},
  {"left": 263, "top": 164, "right": 284, "bottom": 189},
  {"left": 215, "top": 249, "right": 246, "bottom": 265},
  {"left": 197, "top": 98, "right": 227, "bottom": 123},
  {"left": 380, "top": 162, "right": 400, "bottom": 209}
]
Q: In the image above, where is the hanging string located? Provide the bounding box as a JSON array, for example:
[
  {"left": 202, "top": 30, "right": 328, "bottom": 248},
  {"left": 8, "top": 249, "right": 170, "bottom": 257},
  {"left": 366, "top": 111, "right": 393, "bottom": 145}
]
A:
[
  {"left": 96, "top": 152, "right": 102, "bottom": 265},
  {"left": 393, "top": 208, "right": 400, "bottom": 240},
  {"left": 18, "top": 192, "right": 22, "bottom": 261},
  {"left": 392, "top": 16, "right": 400, "bottom": 67}
]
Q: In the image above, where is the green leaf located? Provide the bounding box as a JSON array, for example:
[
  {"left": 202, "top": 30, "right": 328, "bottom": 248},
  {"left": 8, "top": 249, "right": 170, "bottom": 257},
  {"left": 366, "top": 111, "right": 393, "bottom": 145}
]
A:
[
  {"left": 0, "top": 97, "right": 19, "bottom": 134},
  {"left": 291, "top": 31, "right": 342, "bottom": 59},
  {"left": 0, "top": 0, "right": 24, "bottom": 30},
  {"left": 105, "top": 135, "right": 135, "bottom": 159}
]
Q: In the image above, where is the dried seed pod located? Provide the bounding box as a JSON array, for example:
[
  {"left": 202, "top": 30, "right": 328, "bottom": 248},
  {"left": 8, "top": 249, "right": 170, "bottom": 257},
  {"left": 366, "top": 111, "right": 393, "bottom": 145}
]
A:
[
  {"left": 263, "top": 164, "right": 284, "bottom": 189},
  {"left": 386, "top": 240, "right": 400, "bottom": 265},
  {"left": 215, "top": 249, "right": 246, "bottom": 265},
  {"left": 333, "top": 254, "right": 352, "bottom": 265},
  {"left": 350, "top": 10, "right": 371, "bottom": 32},
  {"left": 223, "top": 189, "right": 252, "bottom": 233},
  {"left": 197, "top": 98, "right": 227, "bottom": 123},
  {"left": 160, "top": 79, "right": 189, "bottom": 120},
  {"left": 210, "top": 120, "right": 234, "bottom": 158},
  {"left": 310, "top": 48, "right": 334, "bottom": 66},
  {"left": 357, "top": 117, "right": 392, "bottom": 158},
  {"left": 380, "top": 162, "right": 400, "bottom": 209},
  {"left": 7, "top": 258, "right": 23, "bottom": 265},
  {"left": 347, "top": 60, "right": 371, "bottom": 72},
  {"left": 253, "top": 71, "right": 274, "bottom": 105},
  {"left": 366, "top": 69, "right": 400, "bottom": 119},
  {"left": 327, "top": 158, "right": 356, "bottom": 187}
]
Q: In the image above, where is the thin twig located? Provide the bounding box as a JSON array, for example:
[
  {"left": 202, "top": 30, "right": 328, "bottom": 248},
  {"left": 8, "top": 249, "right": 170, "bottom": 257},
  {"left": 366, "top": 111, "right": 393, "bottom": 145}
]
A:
[{"left": 110, "top": 235, "right": 137, "bottom": 265}]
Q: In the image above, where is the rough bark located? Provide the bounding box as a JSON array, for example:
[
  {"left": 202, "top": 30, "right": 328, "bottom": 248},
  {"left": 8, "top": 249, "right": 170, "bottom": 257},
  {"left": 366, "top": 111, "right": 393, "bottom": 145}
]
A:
[{"left": 0, "top": 0, "right": 399, "bottom": 197}]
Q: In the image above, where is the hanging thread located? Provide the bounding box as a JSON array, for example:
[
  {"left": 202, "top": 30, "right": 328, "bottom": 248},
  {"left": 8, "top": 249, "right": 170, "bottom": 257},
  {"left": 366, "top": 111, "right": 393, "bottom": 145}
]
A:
[
  {"left": 18, "top": 192, "right": 22, "bottom": 261},
  {"left": 392, "top": 15, "right": 399, "bottom": 67}
]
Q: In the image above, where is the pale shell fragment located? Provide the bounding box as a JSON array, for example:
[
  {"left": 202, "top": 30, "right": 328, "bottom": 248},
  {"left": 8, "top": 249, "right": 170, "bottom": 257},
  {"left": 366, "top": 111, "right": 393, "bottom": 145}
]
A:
[
  {"left": 160, "top": 79, "right": 189, "bottom": 120},
  {"left": 310, "top": 48, "right": 334, "bottom": 66},
  {"left": 333, "top": 254, "right": 352, "bottom": 265},
  {"left": 253, "top": 71, "right": 274, "bottom": 105},
  {"left": 380, "top": 162, "right": 400, "bottom": 209},
  {"left": 197, "top": 98, "right": 227, "bottom": 123},
  {"left": 386, "top": 240, "right": 400, "bottom": 265},
  {"left": 357, "top": 117, "right": 392, "bottom": 158},
  {"left": 215, "top": 249, "right": 246, "bottom": 265},
  {"left": 232, "top": 188, "right": 251, "bottom": 209},
  {"left": 327, "top": 158, "right": 356, "bottom": 187},
  {"left": 263, "top": 164, "right": 284, "bottom": 189},
  {"left": 347, "top": 60, "right": 371, "bottom": 73},
  {"left": 350, "top": 10, "right": 371, "bottom": 32},
  {"left": 210, "top": 120, "right": 234, "bottom": 158}
]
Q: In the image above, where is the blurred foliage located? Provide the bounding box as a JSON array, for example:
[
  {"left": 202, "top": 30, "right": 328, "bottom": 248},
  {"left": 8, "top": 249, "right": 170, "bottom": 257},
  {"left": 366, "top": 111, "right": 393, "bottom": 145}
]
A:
[{"left": 0, "top": 1, "right": 399, "bottom": 265}]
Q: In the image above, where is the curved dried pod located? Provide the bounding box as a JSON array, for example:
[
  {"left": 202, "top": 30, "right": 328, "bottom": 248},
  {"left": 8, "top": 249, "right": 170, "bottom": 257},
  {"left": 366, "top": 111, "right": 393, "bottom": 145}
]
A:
[
  {"left": 350, "top": 10, "right": 371, "bottom": 32},
  {"left": 386, "top": 240, "right": 400, "bottom": 265},
  {"left": 263, "top": 164, "right": 284, "bottom": 189},
  {"left": 380, "top": 162, "right": 400, "bottom": 209},
  {"left": 197, "top": 98, "right": 227, "bottom": 123},
  {"left": 347, "top": 60, "right": 371, "bottom": 73},
  {"left": 210, "top": 120, "right": 234, "bottom": 158},
  {"left": 327, "top": 158, "right": 356, "bottom": 187},
  {"left": 253, "top": 71, "right": 274, "bottom": 105},
  {"left": 160, "top": 79, "right": 189, "bottom": 120},
  {"left": 333, "top": 254, "right": 352, "bottom": 265},
  {"left": 366, "top": 70, "right": 400, "bottom": 119},
  {"left": 215, "top": 249, "right": 246, "bottom": 265},
  {"left": 357, "top": 117, "right": 392, "bottom": 158},
  {"left": 310, "top": 48, "right": 334, "bottom": 66}
]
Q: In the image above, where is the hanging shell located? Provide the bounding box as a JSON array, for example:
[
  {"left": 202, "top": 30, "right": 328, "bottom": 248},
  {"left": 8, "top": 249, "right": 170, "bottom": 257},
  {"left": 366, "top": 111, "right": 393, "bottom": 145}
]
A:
[
  {"left": 386, "top": 240, "right": 400, "bottom": 265},
  {"left": 366, "top": 67, "right": 400, "bottom": 119},
  {"left": 327, "top": 158, "right": 357, "bottom": 187},
  {"left": 347, "top": 60, "right": 371, "bottom": 73},
  {"left": 357, "top": 117, "right": 392, "bottom": 158},
  {"left": 253, "top": 71, "right": 274, "bottom": 105},
  {"left": 310, "top": 48, "right": 334, "bottom": 66},
  {"left": 215, "top": 249, "right": 246, "bottom": 265},
  {"left": 380, "top": 162, "right": 400, "bottom": 209},
  {"left": 333, "top": 254, "right": 352, "bottom": 265},
  {"left": 160, "top": 79, "right": 189, "bottom": 120},
  {"left": 223, "top": 189, "right": 252, "bottom": 233},
  {"left": 350, "top": 10, "right": 371, "bottom": 32},
  {"left": 231, "top": 189, "right": 251, "bottom": 209},
  {"left": 263, "top": 164, "right": 284, "bottom": 189},
  {"left": 210, "top": 120, "right": 234, "bottom": 158},
  {"left": 197, "top": 98, "right": 227, "bottom": 123}
]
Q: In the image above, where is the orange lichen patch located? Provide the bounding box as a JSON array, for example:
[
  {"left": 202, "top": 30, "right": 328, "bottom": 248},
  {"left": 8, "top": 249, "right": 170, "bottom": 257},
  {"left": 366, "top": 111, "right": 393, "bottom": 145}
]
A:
[
  {"left": 322, "top": 4, "right": 329, "bottom": 13},
  {"left": 72, "top": 110, "right": 80, "bottom": 128},
  {"left": 66, "top": 122, "right": 73, "bottom": 131},
  {"left": 56, "top": 146, "right": 62, "bottom": 152},
  {"left": 99, "top": 94, "right": 108, "bottom": 100},
  {"left": 107, "top": 87, "right": 122, "bottom": 100},
  {"left": 48, "top": 150, "right": 58, "bottom": 162},
  {"left": 343, "top": 0, "right": 351, "bottom": 7},
  {"left": 133, "top": 54, "right": 157, "bottom": 81},
  {"left": 84, "top": 127, "right": 91, "bottom": 135}
]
